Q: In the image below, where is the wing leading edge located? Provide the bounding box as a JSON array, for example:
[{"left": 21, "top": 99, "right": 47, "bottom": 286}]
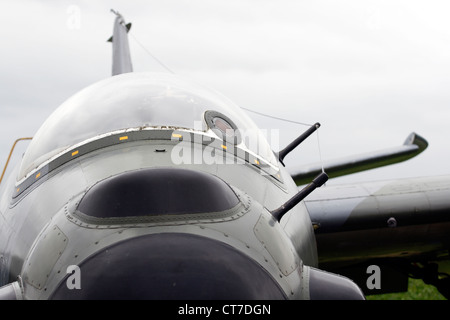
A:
[{"left": 288, "top": 132, "right": 428, "bottom": 185}]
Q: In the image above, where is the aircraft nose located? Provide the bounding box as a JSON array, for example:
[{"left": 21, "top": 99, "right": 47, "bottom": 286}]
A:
[
  {"left": 49, "top": 232, "right": 287, "bottom": 300},
  {"left": 49, "top": 168, "right": 286, "bottom": 299}
]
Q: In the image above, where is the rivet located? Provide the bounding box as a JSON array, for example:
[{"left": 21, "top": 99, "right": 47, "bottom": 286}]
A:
[{"left": 387, "top": 217, "right": 397, "bottom": 228}]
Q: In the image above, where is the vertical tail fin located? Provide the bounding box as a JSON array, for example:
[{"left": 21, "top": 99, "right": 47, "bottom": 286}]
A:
[{"left": 108, "top": 10, "right": 133, "bottom": 76}]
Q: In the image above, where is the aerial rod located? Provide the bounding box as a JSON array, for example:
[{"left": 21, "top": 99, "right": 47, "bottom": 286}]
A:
[
  {"left": 271, "top": 171, "right": 328, "bottom": 222},
  {"left": 277, "top": 122, "right": 320, "bottom": 165}
]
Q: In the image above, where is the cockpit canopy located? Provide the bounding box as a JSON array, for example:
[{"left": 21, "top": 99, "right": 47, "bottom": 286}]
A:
[{"left": 18, "top": 72, "right": 278, "bottom": 180}]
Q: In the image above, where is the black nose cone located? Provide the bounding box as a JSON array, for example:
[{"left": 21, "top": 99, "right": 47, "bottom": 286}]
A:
[{"left": 50, "top": 233, "right": 287, "bottom": 300}]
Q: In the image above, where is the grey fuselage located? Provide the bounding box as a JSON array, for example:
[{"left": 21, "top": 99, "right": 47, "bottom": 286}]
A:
[{"left": 0, "top": 72, "right": 319, "bottom": 299}]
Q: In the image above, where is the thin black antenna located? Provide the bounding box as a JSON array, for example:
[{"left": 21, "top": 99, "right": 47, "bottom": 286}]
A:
[
  {"left": 277, "top": 122, "right": 320, "bottom": 165},
  {"left": 271, "top": 172, "right": 328, "bottom": 222}
]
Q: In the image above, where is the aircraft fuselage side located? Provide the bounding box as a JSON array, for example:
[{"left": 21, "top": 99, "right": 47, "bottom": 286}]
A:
[
  {"left": 0, "top": 136, "right": 313, "bottom": 299},
  {"left": 0, "top": 72, "right": 320, "bottom": 299}
]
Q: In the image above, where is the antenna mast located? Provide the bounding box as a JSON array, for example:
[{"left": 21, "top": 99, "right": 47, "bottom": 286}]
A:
[{"left": 108, "top": 9, "right": 133, "bottom": 76}]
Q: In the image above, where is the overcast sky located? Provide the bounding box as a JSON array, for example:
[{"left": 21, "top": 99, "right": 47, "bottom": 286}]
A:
[{"left": 1, "top": 0, "right": 450, "bottom": 186}]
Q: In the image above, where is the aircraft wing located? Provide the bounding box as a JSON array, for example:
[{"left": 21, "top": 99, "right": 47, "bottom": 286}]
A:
[
  {"left": 304, "top": 175, "right": 450, "bottom": 297},
  {"left": 288, "top": 132, "right": 428, "bottom": 186}
]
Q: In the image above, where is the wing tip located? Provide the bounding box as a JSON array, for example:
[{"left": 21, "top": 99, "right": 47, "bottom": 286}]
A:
[{"left": 404, "top": 132, "right": 428, "bottom": 152}]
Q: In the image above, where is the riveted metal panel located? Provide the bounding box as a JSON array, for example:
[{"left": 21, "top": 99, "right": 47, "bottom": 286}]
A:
[
  {"left": 254, "top": 214, "right": 299, "bottom": 276},
  {"left": 23, "top": 226, "right": 68, "bottom": 290}
]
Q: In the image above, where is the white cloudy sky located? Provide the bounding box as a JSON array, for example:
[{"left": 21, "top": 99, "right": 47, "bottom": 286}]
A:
[{"left": 1, "top": 0, "right": 450, "bottom": 185}]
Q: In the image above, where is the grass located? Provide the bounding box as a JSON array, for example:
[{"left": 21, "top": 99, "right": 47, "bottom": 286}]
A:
[{"left": 366, "top": 277, "right": 447, "bottom": 300}]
